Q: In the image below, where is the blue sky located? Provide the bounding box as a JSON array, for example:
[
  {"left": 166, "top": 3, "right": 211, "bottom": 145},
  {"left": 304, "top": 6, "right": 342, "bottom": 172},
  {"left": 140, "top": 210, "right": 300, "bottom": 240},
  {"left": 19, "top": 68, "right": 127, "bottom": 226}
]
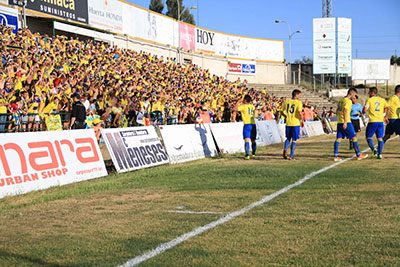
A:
[{"left": 127, "top": 0, "right": 400, "bottom": 63}]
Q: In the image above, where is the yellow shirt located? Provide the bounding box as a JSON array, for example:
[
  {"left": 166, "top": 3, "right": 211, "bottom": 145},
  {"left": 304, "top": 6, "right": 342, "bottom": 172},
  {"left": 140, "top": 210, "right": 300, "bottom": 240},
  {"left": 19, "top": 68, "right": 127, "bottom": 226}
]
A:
[
  {"left": 282, "top": 99, "right": 303, "bottom": 126},
  {"left": 0, "top": 95, "right": 7, "bottom": 114},
  {"left": 365, "top": 96, "right": 388, "bottom": 123},
  {"left": 387, "top": 95, "right": 400, "bottom": 120},
  {"left": 337, "top": 97, "right": 352, "bottom": 124},
  {"left": 238, "top": 104, "right": 256, "bottom": 125}
]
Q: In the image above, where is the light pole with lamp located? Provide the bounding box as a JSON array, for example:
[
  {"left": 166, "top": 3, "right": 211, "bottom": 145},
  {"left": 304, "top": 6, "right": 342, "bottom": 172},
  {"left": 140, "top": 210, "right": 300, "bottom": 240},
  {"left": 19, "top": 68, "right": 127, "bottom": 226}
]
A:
[
  {"left": 275, "top": 20, "right": 301, "bottom": 84},
  {"left": 177, "top": 0, "right": 197, "bottom": 64}
]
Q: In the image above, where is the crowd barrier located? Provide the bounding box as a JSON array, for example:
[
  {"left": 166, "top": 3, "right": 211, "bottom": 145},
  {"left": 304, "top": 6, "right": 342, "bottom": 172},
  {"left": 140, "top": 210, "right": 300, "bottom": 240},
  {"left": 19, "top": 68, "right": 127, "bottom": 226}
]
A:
[
  {"left": 0, "top": 130, "right": 107, "bottom": 199},
  {"left": 159, "top": 124, "right": 218, "bottom": 164},
  {"left": 101, "top": 127, "right": 169, "bottom": 173},
  {"left": 0, "top": 120, "right": 327, "bottom": 199}
]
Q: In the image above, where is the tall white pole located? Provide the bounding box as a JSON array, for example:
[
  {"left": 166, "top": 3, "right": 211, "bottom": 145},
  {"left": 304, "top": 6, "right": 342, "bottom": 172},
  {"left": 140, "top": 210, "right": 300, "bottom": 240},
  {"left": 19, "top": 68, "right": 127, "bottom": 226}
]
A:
[{"left": 177, "top": 0, "right": 181, "bottom": 64}]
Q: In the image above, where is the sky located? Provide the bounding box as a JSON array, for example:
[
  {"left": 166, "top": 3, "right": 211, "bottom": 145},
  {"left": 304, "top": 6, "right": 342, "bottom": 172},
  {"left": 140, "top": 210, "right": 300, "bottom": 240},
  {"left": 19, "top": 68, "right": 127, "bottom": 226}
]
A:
[{"left": 126, "top": 0, "right": 400, "bottom": 63}]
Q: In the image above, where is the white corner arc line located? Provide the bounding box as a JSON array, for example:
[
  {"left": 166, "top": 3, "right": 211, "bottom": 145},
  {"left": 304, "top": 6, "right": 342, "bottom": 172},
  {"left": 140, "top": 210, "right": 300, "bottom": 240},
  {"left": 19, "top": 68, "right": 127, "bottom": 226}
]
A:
[{"left": 118, "top": 146, "right": 375, "bottom": 267}]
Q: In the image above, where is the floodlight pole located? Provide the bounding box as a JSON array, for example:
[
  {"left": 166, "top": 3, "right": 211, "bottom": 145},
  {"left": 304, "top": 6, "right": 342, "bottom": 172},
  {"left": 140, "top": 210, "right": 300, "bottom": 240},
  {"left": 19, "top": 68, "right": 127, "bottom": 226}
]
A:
[
  {"left": 275, "top": 20, "right": 301, "bottom": 84},
  {"left": 23, "top": 0, "right": 27, "bottom": 29},
  {"left": 176, "top": 1, "right": 197, "bottom": 65}
]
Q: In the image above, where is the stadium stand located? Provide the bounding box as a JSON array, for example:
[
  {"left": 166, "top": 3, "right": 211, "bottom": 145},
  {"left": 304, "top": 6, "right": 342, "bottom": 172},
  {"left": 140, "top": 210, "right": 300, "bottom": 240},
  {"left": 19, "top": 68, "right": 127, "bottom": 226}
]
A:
[{"left": 0, "top": 25, "right": 326, "bottom": 133}]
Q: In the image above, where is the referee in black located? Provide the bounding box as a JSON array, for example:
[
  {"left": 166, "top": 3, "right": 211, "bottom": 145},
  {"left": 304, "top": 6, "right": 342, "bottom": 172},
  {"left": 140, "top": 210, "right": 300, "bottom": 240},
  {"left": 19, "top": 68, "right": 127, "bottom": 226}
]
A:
[{"left": 70, "top": 93, "right": 86, "bottom": 129}]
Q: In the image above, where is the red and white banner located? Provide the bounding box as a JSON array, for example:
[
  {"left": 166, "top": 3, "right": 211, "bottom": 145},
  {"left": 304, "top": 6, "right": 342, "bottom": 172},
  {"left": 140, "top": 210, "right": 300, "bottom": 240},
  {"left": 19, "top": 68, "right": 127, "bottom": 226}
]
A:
[
  {"left": 228, "top": 63, "right": 242, "bottom": 73},
  {"left": 180, "top": 22, "right": 195, "bottom": 51},
  {"left": 0, "top": 130, "right": 107, "bottom": 199}
]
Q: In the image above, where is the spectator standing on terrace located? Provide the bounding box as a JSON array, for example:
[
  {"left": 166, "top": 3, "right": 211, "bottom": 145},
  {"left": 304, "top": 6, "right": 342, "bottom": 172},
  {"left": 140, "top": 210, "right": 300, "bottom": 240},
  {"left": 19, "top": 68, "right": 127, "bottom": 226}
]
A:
[
  {"left": 303, "top": 100, "right": 314, "bottom": 122},
  {"left": 70, "top": 94, "right": 86, "bottom": 129}
]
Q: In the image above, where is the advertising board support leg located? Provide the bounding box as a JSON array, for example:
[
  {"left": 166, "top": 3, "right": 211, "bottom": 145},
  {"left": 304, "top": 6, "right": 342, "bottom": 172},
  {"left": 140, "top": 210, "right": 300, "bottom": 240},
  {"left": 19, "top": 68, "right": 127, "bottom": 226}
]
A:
[
  {"left": 364, "top": 80, "right": 367, "bottom": 94},
  {"left": 386, "top": 80, "right": 389, "bottom": 95},
  {"left": 313, "top": 76, "right": 316, "bottom": 92}
]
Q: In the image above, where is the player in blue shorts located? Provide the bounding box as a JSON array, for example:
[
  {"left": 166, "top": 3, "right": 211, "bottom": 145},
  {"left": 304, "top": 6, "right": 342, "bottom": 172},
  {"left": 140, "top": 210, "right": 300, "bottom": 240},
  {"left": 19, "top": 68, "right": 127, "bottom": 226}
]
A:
[
  {"left": 383, "top": 85, "right": 400, "bottom": 143},
  {"left": 363, "top": 87, "right": 390, "bottom": 159},
  {"left": 281, "top": 89, "right": 303, "bottom": 160},
  {"left": 334, "top": 88, "right": 368, "bottom": 161},
  {"left": 235, "top": 95, "right": 257, "bottom": 160}
]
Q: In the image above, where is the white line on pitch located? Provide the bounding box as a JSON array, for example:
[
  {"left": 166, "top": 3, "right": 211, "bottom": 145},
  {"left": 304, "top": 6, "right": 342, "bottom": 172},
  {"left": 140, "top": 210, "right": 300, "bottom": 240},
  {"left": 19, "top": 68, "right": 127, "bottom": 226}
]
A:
[
  {"left": 117, "top": 146, "right": 375, "bottom": 267},
  {"left": 167, "top": 210, "right": 225, "bottom": 215}
]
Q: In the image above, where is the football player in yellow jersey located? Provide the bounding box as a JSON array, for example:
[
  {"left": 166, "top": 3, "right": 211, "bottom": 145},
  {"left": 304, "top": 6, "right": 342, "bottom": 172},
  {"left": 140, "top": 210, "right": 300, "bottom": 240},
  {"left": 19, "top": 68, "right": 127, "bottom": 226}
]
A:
[
  {"left": 383, "top": 85, "right": 400, "bottom": 143},
  {"left": 334, "top": 88, "right": 368, "bottom": 161},
  {"left": 235, "top": 95, "right": 257, "bottom": 160},
  {"left": 363, "top": 87, "right": 390, "bottom": 159},
  {"left": 281, "top": 89, "right": 303, "bottom": 160}
]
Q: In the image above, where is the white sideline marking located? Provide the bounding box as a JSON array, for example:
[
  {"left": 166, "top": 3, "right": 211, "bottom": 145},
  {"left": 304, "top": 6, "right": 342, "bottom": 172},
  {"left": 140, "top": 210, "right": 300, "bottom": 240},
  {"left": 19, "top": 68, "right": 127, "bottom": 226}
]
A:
[
  {"left": 118, "top": 147, "right": 375, "bottom": 267},
  {"left": 167, "top": 210, "right": 224, "bottom": 215}
]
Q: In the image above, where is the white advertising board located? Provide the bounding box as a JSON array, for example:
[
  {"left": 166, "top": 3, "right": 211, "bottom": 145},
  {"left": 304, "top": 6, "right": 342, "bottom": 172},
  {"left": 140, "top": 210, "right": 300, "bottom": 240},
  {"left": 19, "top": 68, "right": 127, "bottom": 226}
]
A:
[
  {"left": 303, "top": 121, "right": 325, "bottom": 137},
  {"left": 101, "top": 127, "right": 169, "bottom": 173},
  {"left": 0, "top": 130, "right": 107, "bottom": 199},
  {"left": 313, "top": 17, "right": 336, "bottom": 74},
  {"left": 352, "top": 59, "right": 391, "bottom": 80},
  {"left": 277, "top": 123, "right": 287, "bottom": 142},
  {"left": 160, "top": 124, "right": 217, "bottom": 164},
  {"left": 88, "top": 0, "right": 123, "bottom": 33},
  {"left": 0, "top": 4, "right": 19, "bottom": 34},
  {"left": 337, "top": 18, "right": 352, "bottom": 74},
  {"left": 209, "top": 122, "right": 244, "bottom": 154},
  {"left": 256, "top": 120, "right": 282, "bottom": 145},
  {"left": 134, "top": 6, "right": 178, "bottom": 47}
]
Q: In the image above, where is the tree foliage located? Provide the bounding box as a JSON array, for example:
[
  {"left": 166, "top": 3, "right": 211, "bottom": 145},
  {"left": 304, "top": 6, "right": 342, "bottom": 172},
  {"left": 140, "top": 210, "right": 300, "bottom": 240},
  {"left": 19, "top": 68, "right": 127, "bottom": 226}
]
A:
[
  {"left": 294, "top": 56, "right": 313, "bottom": 64},
  {"left": 390, "top": 55, "right": 400, "bottom": 65},
  {"left": 166, "top": 0, "right": 195, "bottom": 25},
  {"left": 149, "top": 0, "right": 164, "bottom": 14}
]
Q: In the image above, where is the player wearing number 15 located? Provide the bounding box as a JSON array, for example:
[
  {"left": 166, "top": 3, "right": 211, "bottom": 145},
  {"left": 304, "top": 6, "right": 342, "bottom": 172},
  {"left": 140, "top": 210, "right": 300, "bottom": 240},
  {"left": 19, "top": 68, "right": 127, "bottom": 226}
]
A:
[
  {"left": 235, "top": 95, "right": 257, "bottom": 160},
  {"left": 334, "top": 88, "right": 368, "bottom": 161},
  {"left": 363, "top": 87, "right": 390, "bottom": 159},
  {"left": 281, "top": 89, "right": 303, "bottom": 160}
]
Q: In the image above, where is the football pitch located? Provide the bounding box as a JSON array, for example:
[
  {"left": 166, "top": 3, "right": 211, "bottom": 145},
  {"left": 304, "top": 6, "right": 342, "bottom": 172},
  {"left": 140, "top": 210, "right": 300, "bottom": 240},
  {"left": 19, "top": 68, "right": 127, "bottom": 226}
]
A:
[{"left": 0, "top": 131, "right": 399, "bottom": 266}]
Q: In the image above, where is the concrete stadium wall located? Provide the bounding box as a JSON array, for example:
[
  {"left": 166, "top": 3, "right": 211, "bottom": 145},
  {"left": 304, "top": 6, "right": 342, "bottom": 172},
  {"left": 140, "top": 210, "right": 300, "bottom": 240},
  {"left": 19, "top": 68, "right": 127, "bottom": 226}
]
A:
[{"left": 114, "top": 35, "right": 286, "bottom": 85}]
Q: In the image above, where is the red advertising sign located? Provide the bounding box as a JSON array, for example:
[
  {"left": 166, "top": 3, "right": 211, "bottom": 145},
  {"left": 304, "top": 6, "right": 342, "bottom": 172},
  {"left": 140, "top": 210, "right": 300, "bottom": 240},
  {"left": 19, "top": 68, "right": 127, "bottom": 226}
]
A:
[
  {"left": 228, "top": 63, "right": 242, "bottom": 73},
  {"left": 0, "top": 130, "right": 107, "bottom": 199},
  {"left": 180, "top": 22, "right": 195, "bottom": 51}
]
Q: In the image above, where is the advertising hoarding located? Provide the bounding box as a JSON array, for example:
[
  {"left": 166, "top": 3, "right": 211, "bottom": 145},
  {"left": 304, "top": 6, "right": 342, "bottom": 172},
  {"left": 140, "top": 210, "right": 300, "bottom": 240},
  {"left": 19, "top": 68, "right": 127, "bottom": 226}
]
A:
[
  {"left": 180, "top": 22, "right": 195, "bottom": 51},
  {"left": 0, "top": 130, "right": 107, "bottom": 199},
  {"left": 102, "top": 127, "right": 169, "bottom": 173},
  {"left": 337, "top": 18, "right": 352, "bottom": 74},
  {"left": 9, "top": 0, "right": 88, "bottom": 24},
  {"left": 228, "top": 60, "right": 256, "bottom": 75},
  {"left": 313, "top": 17, "right": 336, "bottom": 74},
  {"left": 88, "top": 0, "right": 123, "bottom": 33},
  {"left": 352, "top": 59, "right": 391, "bottom": 80},
  {"left": 0, "top": 4, "right": 18, "bottom": 33}
]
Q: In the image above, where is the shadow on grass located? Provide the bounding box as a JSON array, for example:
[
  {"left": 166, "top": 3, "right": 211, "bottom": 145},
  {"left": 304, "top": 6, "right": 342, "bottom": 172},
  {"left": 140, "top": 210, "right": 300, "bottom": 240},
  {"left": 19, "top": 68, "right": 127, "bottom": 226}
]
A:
[{"left": 0, "top": 249, "right": 64, "bottom": 267}]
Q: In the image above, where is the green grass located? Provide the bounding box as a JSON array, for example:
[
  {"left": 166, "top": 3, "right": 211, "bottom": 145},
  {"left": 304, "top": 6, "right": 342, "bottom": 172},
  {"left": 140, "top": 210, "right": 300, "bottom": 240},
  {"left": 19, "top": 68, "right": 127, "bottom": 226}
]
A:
[{"left": 0, "top": 131, "right": 399, "bottom": 266}]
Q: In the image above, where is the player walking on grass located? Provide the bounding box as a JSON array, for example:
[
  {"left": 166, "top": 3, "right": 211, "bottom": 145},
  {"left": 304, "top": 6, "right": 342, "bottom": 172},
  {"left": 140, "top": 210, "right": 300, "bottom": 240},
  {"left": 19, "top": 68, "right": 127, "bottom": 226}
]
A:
[
  {"left": 334, "top": 88, "right": 368, "bottom": 161},
  {"left": 281, "top": 89, "right": 303, "bottom": 160},
  {"left": 363, "top": 87, "right": 390, "bottom": 159},
  {"left": 235, "top": 95, "right": 257, "bottom": 160},
  {"left": 383, "top": 85, "right": 400, "bottom": 143}
]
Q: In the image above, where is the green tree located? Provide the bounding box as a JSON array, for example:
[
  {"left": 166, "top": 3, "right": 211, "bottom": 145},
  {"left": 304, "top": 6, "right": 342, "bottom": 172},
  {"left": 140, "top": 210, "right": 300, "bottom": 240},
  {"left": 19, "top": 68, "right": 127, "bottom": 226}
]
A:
[
  {"left": 390, "top": 55, "right": 400, "bottom": 65},
  {"left": 166, "top": 0, "right": 195, "bottom": 25},
  {"left": 294, "top": 56, "right": 313, "bottom": 64},
  {"left": 149, "top": 0, "right": 164, "bottom": 14}
]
